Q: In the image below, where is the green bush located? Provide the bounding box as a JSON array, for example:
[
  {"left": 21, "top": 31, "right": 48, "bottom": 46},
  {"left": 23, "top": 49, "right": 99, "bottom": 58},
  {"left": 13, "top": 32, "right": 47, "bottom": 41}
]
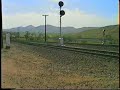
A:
[{"left": 81, "top": 40, "right": 88, "bottom": 44}]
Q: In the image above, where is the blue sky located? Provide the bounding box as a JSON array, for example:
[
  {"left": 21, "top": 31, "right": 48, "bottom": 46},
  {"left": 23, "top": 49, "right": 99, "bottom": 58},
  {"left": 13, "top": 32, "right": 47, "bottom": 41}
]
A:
[{"left": 2, "top": 0, "right": 119, "bottom": 29}]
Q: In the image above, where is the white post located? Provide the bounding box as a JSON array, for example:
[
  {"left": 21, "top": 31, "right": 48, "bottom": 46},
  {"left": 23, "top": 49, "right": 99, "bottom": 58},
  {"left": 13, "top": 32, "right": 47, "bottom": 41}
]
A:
[
  {"left": 6, "top": 33, "right": 10, "bottom": 49},
  {"left": 102, "top": 29, "right": 105, "bottom": 45}
]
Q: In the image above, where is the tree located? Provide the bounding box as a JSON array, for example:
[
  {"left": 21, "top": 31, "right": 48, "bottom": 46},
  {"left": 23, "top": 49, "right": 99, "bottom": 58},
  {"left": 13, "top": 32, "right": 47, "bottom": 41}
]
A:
[
  {"left": 77, "top": 35, "right": 82, "bottom": 39},
  {"left": 30, "top": 33, "right": 34, "bottom": 41},
  {"left": 33, "top": 33, "right": 37, "bottom": 41},
  {"left": 24, "top": 31, "right": 30, "bottom": 40},
  {"left": 63, "top": 35, "right": 74, "bottom": 42},
  {"left": 105, "top": 35, "right": 114, "bottom": 44},
  {"left": 37, "top": 33, "right": 44, "bottom": 41},
  {"left": 16, "top": 32, "right": 20, "bottom": 38}
]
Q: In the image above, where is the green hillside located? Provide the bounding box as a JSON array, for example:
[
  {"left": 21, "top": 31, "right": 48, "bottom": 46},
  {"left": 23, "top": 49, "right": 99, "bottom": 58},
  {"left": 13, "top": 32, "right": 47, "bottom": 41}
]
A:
[
  {"left": 76, "top": 25, "right": 119, "bottom": 39},
  {"left": 61, "top": 25, "right": 119, "bottom": 44},
  {"left": 3, "top": 24, "right": 119, "bottom": 44},
  {"left": 76, "top": 25, "right": 119, "bottom": 41}
]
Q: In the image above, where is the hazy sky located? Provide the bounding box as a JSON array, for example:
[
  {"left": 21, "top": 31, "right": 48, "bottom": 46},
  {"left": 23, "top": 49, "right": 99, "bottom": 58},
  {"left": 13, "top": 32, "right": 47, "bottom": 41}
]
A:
[{"left": 2, "top": 0, "right": 119, "bottom": 29}]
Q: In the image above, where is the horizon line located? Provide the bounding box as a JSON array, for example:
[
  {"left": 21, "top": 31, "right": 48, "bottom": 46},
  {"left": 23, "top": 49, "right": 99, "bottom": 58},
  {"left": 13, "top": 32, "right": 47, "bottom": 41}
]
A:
[{"left": 3, "top": 24, "right": 118, "bottom": 30}]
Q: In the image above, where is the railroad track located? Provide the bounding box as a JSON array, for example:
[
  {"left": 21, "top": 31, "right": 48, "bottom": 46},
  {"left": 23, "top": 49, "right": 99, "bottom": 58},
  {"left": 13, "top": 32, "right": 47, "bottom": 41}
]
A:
[
  {"left": 13, "top": 41, "right": 119, "bottom": 58},
  {"left": 26, "top": 42, "right": 119, "bottom": 58}
]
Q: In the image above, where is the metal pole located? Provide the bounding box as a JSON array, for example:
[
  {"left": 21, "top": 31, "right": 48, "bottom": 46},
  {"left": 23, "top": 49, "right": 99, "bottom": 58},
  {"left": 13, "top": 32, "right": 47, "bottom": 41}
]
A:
[
  {"left": 42, "top": 15, "right": 48, "bottom": 43},
  {"left": 45, "top": 16, "right": 46, "bottom": 42},
  {"left": 60, "top": 7, "right": 61, "bottom": 37}
]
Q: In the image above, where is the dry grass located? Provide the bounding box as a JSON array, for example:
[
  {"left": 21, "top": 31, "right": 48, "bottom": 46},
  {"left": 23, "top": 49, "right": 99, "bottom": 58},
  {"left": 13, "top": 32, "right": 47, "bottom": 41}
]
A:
[{"left": 1, "top": 42, "right": 119, "bottom": 89}]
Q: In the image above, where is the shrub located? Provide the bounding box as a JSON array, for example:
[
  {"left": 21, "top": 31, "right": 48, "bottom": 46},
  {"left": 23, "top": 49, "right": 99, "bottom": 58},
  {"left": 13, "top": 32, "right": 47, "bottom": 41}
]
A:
[{"left": 81, "top": 40, "right": 88, "bottom": 44}]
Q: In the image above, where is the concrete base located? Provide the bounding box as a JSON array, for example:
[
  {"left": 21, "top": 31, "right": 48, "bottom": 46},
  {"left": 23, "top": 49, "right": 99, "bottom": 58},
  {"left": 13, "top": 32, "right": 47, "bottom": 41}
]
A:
[{"left": 59, "top": 38, "right": 64, "bottom": 46}]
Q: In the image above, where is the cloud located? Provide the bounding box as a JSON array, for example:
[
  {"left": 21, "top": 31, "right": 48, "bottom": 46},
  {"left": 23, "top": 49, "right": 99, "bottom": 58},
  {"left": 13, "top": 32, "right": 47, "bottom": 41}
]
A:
[
  {"left": 49, "top": 0, "right": 61, "bottom": 3},
  {"left": 2, "top": 9, "right": 118, "bottom": 29},
  {"left": 62, "top": 8, "right": 118, "bottom": 27}
]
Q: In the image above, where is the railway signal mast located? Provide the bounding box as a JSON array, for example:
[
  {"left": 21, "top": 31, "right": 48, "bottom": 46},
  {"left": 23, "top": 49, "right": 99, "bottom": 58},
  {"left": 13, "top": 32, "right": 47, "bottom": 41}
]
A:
[{"left": 58, "top": 1, "right": 65, "bottom": 46}]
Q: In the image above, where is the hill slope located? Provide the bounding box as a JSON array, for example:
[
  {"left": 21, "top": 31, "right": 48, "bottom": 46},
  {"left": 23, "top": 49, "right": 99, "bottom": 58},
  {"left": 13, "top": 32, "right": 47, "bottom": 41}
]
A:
[
  {"left": 3, "top": 25, "right": 99, "bottom": 34},
  {"left": 76, "top": 25, "right": 119, "bottom": 40}
]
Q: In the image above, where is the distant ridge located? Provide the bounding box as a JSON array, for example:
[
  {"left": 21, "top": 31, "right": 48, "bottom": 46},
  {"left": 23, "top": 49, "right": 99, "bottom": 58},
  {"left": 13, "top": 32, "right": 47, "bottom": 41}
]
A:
[{"left": 3, "top": 24, "right": 118, "bottom": 34}]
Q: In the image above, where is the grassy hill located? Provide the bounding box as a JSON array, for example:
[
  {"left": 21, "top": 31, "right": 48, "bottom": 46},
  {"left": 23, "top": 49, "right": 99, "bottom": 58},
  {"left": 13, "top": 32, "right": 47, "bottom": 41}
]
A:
[
  {"left": 61, "top": 25, "right": 119, "bottom": 44},
  {"left": 3, "top": 24, "right": 119, "bottom": 44},
  {"left": 76, "top": 25, "right": 119, "bottom": 39}
]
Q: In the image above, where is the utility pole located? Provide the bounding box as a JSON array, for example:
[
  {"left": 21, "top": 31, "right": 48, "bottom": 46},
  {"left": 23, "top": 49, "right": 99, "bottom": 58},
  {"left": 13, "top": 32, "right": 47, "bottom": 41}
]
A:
[{"left": 42, "top": 15, "right": 48, "bottom": 43}]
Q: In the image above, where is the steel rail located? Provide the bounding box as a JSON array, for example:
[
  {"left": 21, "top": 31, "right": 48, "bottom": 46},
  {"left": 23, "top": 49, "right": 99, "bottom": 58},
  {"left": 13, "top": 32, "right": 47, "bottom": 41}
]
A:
[
  {"left": 27, "top": 42, "right": 119, "bottom": 58},
  {"left": 14, "top": 41, "right": 119, "bottom": 58}
]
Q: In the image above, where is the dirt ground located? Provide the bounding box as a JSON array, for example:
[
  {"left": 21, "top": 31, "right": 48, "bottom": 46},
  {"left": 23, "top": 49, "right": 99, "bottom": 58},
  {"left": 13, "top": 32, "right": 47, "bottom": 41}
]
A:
[{"left": 1, "top": 42, "right": 119, "bottom": 89}]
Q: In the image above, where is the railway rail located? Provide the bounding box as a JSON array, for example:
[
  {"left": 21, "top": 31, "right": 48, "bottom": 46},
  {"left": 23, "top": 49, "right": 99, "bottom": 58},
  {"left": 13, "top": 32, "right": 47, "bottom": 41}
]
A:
[{"left": 22, "top": 41, "right": 119, "bottom": 58}]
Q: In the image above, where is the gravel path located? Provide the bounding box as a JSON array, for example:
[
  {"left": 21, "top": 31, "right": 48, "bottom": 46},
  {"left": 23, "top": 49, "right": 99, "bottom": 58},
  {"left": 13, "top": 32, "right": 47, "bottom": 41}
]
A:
[{"left": 1, "top": 42, "right": 119, "bottom": 89}]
